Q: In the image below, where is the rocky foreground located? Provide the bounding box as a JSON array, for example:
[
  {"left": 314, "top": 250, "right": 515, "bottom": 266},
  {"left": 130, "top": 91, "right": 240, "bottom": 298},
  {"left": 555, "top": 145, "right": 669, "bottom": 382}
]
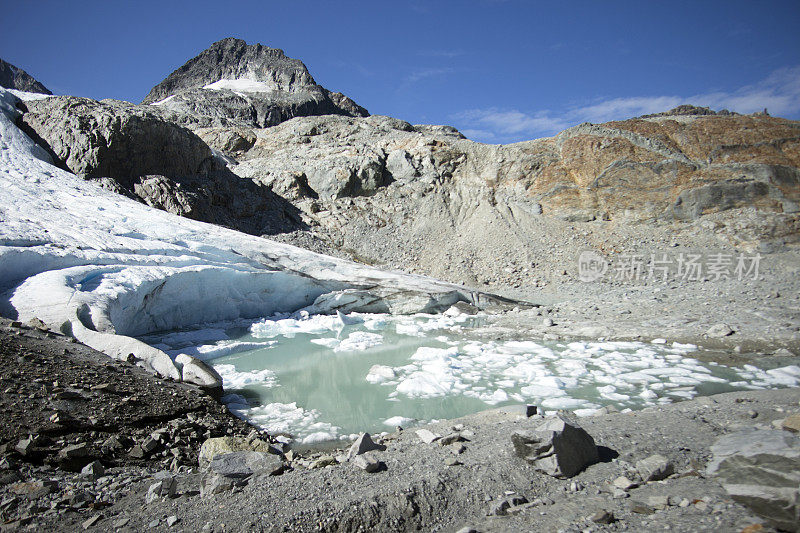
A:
[{"left": 0, "top": 317, "right": 798, "bottom": 532}]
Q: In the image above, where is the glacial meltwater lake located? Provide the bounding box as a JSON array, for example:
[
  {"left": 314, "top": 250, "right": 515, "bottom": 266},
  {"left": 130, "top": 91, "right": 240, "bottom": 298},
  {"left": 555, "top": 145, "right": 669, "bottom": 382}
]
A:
[{"left": 140, "top": 311, "right": 800, "bottom": 445}]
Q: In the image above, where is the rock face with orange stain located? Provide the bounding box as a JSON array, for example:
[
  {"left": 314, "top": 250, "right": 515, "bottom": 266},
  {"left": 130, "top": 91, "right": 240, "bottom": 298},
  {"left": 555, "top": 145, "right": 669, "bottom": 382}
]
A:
[{"left": 500, "top": 112, "right": 800, "bottom": 222}]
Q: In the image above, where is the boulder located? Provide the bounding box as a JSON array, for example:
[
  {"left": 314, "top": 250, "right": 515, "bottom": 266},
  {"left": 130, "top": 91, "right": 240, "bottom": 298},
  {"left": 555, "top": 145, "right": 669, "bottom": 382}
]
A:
[
  {"left": 175, "top": 353, "right": 223, "bottom": 394},
  {"left": 346, "top": 433, "right": 386, "bottom": 460},
  {"left": 200, "top": 473, "right": 234, "bottom": 498},
  {"left": 198, "top": 436, "right": 277, "bottom": 467},
  {"left": 707, "top": 428, "right": 800, "bottom": 532},
  {"left": 511, "top": 414, "right": 599, "bottom": 478},
  {"left": 208, "top": 451, "right": 283, "bottom": 478}
]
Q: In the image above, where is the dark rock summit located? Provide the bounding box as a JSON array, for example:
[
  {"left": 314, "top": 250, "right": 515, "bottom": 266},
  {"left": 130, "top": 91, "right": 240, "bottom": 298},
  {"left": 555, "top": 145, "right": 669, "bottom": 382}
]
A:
[
  {"left": 0, "top": 58, "right": 51, "bottom": 94},
  {"left": 141, "top": 37, "right": 368, "bottom": 128}
]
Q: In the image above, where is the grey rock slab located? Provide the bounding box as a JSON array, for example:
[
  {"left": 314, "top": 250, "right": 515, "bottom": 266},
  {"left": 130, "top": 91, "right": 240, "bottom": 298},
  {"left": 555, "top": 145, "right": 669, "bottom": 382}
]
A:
[
  {"left": 707, "top": 428, "right": 800, "bottom": 532},
  {"left": 636, "top": 454, "right": 674, "bottom": 482},
  {"left": 511, "top": 414, "right": 599, "bottom": 478},
  {"left": 352, "top": 454, "right": 381, "bottom": 473},
  {"left": 200, "top": 473, "right": 234, "bottom": 498},
  {"left": 145, "top": 474, "right": 176, "bottom": 503},
  {"left": 208, "top": 450, "right": 283, "bottom": 478},
  {"left": 415, "top": 429, "right": 441, "bottom": 444},
  {"left": 346, "top": 433, "right": 386, "bottom": 460}
]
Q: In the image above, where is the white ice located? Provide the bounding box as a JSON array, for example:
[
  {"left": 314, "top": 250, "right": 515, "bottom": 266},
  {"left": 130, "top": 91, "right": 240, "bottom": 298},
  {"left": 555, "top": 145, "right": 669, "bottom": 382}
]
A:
[{"left": 0, "top": 87, "right": 474, "bottom": 387}]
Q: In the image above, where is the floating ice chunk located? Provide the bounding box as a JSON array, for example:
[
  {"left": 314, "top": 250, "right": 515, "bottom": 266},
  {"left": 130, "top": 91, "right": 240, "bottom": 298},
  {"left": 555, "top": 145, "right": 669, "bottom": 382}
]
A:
[
  {"left": 479, "top": 389, "right": 509, "bottom": 405},
  {"left": 366, "top": 365, "right": 396, "bottom": 384},
  {"left": 234, "top": 401, "right": 340, "bottom": 442},
  {"left": 651, "top": 338, "right": 667, "bottom": 344},
  {"left": 215, "top": 364, "right": 278, "bottom": 389},
  {"left": 310, "top": 338, "right": 340, "bottom": 348},
  {"left": 383, "top": 416, "right": 416, "bottom": 427},
  {"left": 765, "top": 365, "right": 800, "bottom": 386},
  {"left": 333, "top": 331, "right": 383, "bottom": 352},
  {"left": 250, "top": 315, "right": 342, "bottom": 338},
  {"left": 362, "top": 315, "right": 388, "bottom": 330},
  {"left": 396, "top": 372, "right": 454, "bottom": 397},
  {"left": 540, "top": 397, "right": 595, "bottom": 410},
  {"left": 395, "top": 322, "right": 423, "bottom": 337},
  {"left": 597, "top": 385, "right": 630, "bottom": 401}
]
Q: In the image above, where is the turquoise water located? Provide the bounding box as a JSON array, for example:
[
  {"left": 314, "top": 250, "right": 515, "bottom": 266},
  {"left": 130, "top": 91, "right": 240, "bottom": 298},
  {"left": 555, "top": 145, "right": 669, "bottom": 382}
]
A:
[{"left": 141, "top": 312, "right": 800, "bottom": 444}]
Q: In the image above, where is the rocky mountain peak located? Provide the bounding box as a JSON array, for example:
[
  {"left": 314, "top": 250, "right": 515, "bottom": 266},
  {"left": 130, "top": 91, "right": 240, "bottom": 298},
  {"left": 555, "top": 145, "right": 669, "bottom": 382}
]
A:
[
  {"left": 140, "top": 37, "right": 368, "bottom": 128},
  {"left": 0, "top": 58, "right": 51, "bottom": 95},
  {"left": 142, "top": 38, "right": 316, "bottom": 104}
]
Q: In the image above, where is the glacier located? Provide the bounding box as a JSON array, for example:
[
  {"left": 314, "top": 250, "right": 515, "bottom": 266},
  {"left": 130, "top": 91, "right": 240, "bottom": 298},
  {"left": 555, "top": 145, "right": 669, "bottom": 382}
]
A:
[{"left": 0, "top": 88, "right": 493, "bottom": 390}]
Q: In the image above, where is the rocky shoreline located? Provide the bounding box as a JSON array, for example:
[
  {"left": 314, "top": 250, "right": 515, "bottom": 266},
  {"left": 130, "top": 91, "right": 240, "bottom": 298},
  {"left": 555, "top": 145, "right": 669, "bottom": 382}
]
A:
[{"left": 1, "top": 316, "right": 798, "bottom": 532}]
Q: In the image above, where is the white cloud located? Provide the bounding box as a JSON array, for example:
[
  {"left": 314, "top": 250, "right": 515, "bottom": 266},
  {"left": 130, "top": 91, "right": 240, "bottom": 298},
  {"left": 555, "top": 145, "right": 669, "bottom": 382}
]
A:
[
  {"left": 453, "top": 66, "right": 800, "bottom": 144},
  {"left": 404, "top": 67, "right": 455, "bottom": 85}
]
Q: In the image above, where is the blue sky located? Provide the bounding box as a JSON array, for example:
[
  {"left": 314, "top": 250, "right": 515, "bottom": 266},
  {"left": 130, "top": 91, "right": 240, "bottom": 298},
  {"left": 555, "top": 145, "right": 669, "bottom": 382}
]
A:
[{"left": 2, "top": 0, "right": 799, "bottom": 143}]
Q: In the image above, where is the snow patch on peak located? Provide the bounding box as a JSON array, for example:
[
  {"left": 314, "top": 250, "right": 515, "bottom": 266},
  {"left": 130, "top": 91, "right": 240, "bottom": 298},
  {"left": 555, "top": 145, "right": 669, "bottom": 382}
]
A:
[{"left": 203, "top": 78, "right": 279, "bottom": 95}]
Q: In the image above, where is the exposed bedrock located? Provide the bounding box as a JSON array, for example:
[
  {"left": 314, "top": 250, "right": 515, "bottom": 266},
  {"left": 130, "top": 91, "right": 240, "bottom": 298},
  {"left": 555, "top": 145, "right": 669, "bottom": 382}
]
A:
[{"left": 17, "top": 95, "right": 307, "bottom": 236}]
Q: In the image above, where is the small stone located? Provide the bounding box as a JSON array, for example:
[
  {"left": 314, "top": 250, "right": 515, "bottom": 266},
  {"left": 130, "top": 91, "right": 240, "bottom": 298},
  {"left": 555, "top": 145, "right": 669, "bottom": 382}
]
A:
[
  {"left": 128, "top": 445, "right": 145, "bottom": 459},
  {"left": 80, "top": 460, "right": 105, "bottom": 480},
  {"left": 542, "top": 318, "right": 554, "bottom": 327},
  {"left": 140, "top": 436, "right": 159, "bottom": 454},
  {"left": 590, "top": 509, "right": 614, "bottom": 524},
  {"left": 445, "top": 457, "right": 462, "bottom": 466},
  {"left": 454, "top": 528, "right": 478, "bottom": 533},
  {"left": 309, "top": 456, "right": 337, "bottom": 469},
  {"left": 58, "top": 443, "right": 88, "bottom": 460},
  {"left": 451, "top": 443, "right": 466, "bottom": 455},
  {"left": 613, "top": 476, "right": 637, "bottom": 490},
  {"left": 166, "top": 515, "right": 179, "bottom": 527},
  {"left": 145, "top": 474, "right": 176, "bottom": 503},
  {"left": 439, "top": 433, "right": 466, "bottom": 446},
  {"left": 706, "top": 323, "right": 734, "bottom": 337},
  {"left": 648, "top": 495, "right": 671, "bottom": 510},
  {"left": 112, "top": 518, "right": 130, "bottom": 529},
  {"left": 631, "top": 504, "right": 655, "bottom": 514},
  {"left": 352, "top": 454, "right": 381, "bottom": 473},
  {"left": 15, "top": 437, "right": 36, "bottom": 456},
  {"left": 694, "top": 500, "right": 708, "bottom": 511},
  {"left": 82, "top": 514, "right": 102, "bottom": 529},
  {"left": 415, "top": 429, "right": 441, "bottom": 444},
  {"left": 678, "top": 498, "right": 691, "bottom": 508},
  {"left": 612, "top": 489, "right": 629, "bottom": 499},
  {"left": 781, "top": 414, "right": 800, "bottom": 433},
  {"left": 635, "top": 454, "right": 674, "bottom": 482},
  {"left": 488, "top": 500, "right": 510, "bottom": 516},
  {"left": 494, "top": 404, "right": 538, "bottom": 417}
]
